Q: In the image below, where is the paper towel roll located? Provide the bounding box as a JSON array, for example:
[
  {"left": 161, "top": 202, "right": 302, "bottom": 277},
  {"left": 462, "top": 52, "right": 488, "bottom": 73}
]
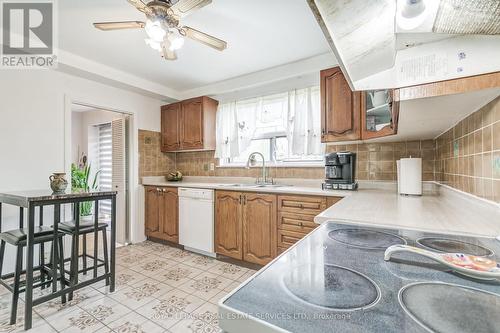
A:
[{"left": 397, "top": 158, "right": 422, "bottom": 195}]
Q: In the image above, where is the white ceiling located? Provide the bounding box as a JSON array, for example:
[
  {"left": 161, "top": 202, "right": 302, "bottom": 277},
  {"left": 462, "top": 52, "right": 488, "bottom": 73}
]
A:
[{"left": 59, "top": 0, "right": 331, "bottom": 92}]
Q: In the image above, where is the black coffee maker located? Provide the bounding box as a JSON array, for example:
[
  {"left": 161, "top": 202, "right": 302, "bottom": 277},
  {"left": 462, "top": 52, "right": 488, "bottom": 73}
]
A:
[{"left": 322, "top": 152, "right": 358, "bottom": 190}]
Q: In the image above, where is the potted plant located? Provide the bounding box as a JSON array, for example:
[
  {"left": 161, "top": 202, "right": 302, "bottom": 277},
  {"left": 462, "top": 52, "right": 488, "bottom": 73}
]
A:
[{"left": 71, "top": 154, "right": 101, "bottom": 221}]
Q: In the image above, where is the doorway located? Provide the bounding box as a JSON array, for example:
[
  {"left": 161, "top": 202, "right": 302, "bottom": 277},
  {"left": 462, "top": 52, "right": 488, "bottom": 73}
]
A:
[{"left": 70, "top": 103, "right": 131, "bottom": 247}]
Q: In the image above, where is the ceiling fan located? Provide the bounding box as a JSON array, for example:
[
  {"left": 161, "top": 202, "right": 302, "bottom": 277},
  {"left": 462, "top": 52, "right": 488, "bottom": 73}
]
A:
[{"left": 93, "top": 0, "right": 227, "bottom": 60}]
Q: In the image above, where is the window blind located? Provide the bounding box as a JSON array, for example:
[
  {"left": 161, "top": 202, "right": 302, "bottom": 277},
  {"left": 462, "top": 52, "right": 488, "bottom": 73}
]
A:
[{"left": 98, "top": 123, "right": 112, "bottom": 216}]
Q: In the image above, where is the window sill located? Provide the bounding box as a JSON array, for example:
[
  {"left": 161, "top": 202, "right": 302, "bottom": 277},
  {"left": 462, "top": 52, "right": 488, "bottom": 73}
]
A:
[{"left": 217, "top": 162, "right": 324, "bottom": 168}]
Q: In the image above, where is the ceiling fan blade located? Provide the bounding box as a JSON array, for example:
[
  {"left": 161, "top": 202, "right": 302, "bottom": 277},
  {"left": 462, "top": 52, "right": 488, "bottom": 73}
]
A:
[
  {"left": 93, "top": 21, "right": 145, "bottom": 31},
  {"left": 183, "top": 26, "right": 227, "bottom": 51},
  {"left": 170, "top": 0, "right": 212, "bottom": 18},
  {"left": 161, "top": 43, "right": 177, "bottom": 60},
  {"left": 127, "top": 0, "right": 153, "bottom": 14}
]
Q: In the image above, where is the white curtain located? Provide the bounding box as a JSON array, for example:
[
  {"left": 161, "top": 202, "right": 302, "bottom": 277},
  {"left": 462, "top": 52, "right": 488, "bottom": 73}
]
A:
[
  {"left": 288, "top": 87, "right": 322, "bottom": 156},
  {"left": 214, "top": 100, "right": 258, "bottom": 159},
  {"left": 214, "top": 102, "right": 239, "bottom": 159},
  {"left": 215, "top": 87, "right": 322, "bottom": 159}
]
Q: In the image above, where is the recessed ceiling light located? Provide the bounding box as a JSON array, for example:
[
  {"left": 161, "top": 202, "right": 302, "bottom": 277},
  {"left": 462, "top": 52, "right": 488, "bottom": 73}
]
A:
[{"left": 396, "top": 0, "right": 432, "bottom": 31}]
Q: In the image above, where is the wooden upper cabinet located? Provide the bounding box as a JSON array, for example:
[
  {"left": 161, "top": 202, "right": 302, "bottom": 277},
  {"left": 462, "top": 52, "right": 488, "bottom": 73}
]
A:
[
  {"left": 242, "top": 193, "right": 277, "bottom": 265},
  {"left": 180, "top": 98, "right": 204, "bottom": 149},
  {"left": 215, "top": 191, "right": 243, "bottom": 260},
  {"left": 361, "top": 89, "right": 399, "bottom": 140},
  {"left": 320, "top": 67, "right": 361, "bottom": 142},
  {"left": 161, "top": 103, "right": 180, "bottom": 152},
  {"left": 161, "top": 96, "right": 218, "bottom": 152},
  {"left": 145, "top": 187, "right": 160, "bottom": 237},
  {"left": 159, "top": 187, "right": 179, "bottom": 243}
]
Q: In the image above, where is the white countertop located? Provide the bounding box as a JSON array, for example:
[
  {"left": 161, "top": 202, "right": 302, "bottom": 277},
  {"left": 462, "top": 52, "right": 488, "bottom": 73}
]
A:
[{"left": 142, "top": 176, "right": 500, "bottom": 237}]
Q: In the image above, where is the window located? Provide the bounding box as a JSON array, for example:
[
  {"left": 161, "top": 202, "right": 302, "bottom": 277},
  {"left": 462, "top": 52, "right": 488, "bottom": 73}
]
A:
[
  {"left": 98, "top": 123, "right": 112, "bottom": 217},
  {"left": 216, "top": 87, "right": 324, "bottom": 166}
]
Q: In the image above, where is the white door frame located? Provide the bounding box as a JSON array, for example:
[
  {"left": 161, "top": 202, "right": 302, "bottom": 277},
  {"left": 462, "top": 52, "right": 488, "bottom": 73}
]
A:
[{"left": 63, "top": 95, "right": 136, "bottom": 244}]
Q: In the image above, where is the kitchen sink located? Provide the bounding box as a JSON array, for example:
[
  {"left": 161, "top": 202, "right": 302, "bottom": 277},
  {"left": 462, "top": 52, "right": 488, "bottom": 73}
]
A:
[
  {"left": 218, "top": 184, "right": 259, "bottom": 188},
  {"left": 218, "top": 183, "right": 292, "bottom": 188}
]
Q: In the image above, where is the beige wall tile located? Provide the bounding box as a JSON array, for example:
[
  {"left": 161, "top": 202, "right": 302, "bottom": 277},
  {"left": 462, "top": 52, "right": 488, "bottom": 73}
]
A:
[{"left": 434, "top": 96, "right": 500, "bottom": 203}]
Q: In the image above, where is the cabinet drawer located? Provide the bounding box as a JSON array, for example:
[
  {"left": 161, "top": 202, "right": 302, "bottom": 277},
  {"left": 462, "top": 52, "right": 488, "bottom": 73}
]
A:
[
  {"left": 278, "top": 195, "right": 327, "bottom": 215},
  {"left": 327, "top": 196, "right": 342, "bottom": 207},
  {"left": 278, "top": 212, "right": 317, "bottom": 233},
  {"left": 277, "top": 247, "right": 288, "bottom": 255},
  {"left": 277, "top": 229, "right": 309, "bottom": 249}
]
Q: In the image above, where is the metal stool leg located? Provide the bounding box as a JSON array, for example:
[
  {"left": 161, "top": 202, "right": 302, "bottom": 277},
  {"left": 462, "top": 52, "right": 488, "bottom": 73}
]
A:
[
  {"left": 0, "top": 240, "right": 5, "bottom": 277},
  {"left": 82, "top": 234, "right": 87, "bottom": 275},
  {"left": 10, "top": 246, "right": 23, "bottom": 325},
  {"left": 58, "top": 237, "right": 66, "bottom": 304},
  {"left": 101, "top": 228, "right": 109, "bottom": 286},
  {"left": 49, "top": 240, "right": 57, "bottom": 293},
  {"left": 68, "top": 233, "right": 76, "bottom": 301}
]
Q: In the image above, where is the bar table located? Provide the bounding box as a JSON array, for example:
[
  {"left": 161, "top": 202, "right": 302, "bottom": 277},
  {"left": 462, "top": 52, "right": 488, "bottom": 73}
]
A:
[{"left": 0, "top": 189, "right": 117, "bottom": 330}]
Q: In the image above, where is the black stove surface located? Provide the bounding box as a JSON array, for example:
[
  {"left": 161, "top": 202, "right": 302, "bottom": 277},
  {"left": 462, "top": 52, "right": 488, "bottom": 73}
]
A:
[{"left": 222, "top": 221, "right": 500, "bottom": 333}]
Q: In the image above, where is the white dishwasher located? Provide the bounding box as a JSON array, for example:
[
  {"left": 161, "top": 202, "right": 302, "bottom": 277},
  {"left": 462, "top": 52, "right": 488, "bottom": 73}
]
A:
[{"left": 178, "top": 187, "right": 215, "bottom": 257}]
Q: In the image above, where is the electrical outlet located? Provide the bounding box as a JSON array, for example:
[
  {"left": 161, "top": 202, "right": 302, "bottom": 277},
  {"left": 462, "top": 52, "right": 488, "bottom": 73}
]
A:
[{"left": 210, "top": 163, "right": 215, "bottom": 171}]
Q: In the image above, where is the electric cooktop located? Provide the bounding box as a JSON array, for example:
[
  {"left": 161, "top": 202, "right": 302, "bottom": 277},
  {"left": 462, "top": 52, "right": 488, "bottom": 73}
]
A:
[{"left": 219, "top": 221, "right": 500, "bottom": 333}]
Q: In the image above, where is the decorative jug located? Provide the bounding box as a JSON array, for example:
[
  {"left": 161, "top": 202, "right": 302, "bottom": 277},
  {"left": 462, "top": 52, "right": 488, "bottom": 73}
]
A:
[{"left": 49, "top": 173, "right": 68, "bottom": 193}]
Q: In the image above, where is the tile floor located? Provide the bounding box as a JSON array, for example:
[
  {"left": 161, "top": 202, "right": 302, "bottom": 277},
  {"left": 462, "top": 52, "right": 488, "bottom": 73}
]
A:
[{"left": 0, "top": 241, "right": 257, "bottom": 333}]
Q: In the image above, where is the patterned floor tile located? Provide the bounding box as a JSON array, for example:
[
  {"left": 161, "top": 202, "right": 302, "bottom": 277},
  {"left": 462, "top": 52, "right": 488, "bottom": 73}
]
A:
[
  {"left": 3, "top": 240, "right": 256, "bottom": 333},
  {"left": 207, "top": 262, "right": 248, "bottom": 280},
  {"left": 59, "top": 309, "right": 105, "bottom": 333},
  {"left": 129, "top": 257, "right": 171, "bottom": 277},
  {"left": 85, "top": 297, "right": 132, "bottom": 325},
  {"left": 158, "top": 264, "right": 204, "bottom": 288},
  {"left": 107, "top": 311, "right": 165, "bottom": 333},
  {"left": 177, "top": 273, "right": 233, "bottom": 301},
  {"left": 182, "top": 255, "right": 218, "bottom": 271},
  {"left": 207, "top": 290, "right": 230, "bottom": 306}
]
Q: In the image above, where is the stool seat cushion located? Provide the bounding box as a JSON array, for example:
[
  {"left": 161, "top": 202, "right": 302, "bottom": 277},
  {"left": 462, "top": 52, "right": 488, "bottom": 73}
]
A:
[
  {"left": 0, "top": 226, "right": 61, "bottom": 245},
  {"left": 58, "top": 220, "right": 107, "bottom": 233}
]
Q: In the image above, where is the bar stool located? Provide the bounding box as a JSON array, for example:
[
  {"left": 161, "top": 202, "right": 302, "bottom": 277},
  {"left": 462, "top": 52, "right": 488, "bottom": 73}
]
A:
[
  {"left": 0, "top": 208, "right": 66, "bottom": 325},
  {"left": 59, "top": 202, "right": 109, "bottom": 294}
]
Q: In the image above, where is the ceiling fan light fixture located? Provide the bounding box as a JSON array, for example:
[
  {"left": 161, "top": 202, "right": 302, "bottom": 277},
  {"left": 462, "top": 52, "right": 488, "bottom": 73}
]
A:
[
  {"left": 145, "top": 38, "right": 162, "bottom": 52},
  {"left": 167, "top": 31, "right": 185, "bottom": 51},
  {"left": 145, "top": 19, "right": 166, "bottom": 42}
]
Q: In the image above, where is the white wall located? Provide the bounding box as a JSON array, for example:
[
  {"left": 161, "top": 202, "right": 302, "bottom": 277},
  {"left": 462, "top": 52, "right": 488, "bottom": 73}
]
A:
[
  {"left": 71, "top": 109, "right": 121, "bottom": 165},
  {"left": 0, "top": 70, "right": 162, "bottom": 272}
]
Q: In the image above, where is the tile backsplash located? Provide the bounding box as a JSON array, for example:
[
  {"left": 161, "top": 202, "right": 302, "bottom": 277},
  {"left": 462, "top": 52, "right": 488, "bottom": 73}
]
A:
[
  {"left": 138, "top": 130, "right": 176, "bottom": 178},
  {"left": 326, "top": 141, "right": 436, "bottom": 181},
  {"left": 435, "top": 96, "right": 500, "bottom": 203},
  {"left": 139, "top": 95, "right": 499, "bottom": 203},
  {"left": 138, "top": 130, "right": 435, "bottom": 182}
]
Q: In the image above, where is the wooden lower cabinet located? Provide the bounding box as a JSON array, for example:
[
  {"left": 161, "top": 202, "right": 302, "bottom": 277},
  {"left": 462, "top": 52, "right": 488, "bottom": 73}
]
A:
[
  {"left": 215, "top": 191, "right": 243, "bottom": 260},
  {"left": 145, "top": 187, "right": 160, "bottom": 235},
  {"left": 145, "top": 186, "right": 179, "bottom": 243},
  {"left": 242, "top": 193, "right": 277, "bottom": 265},
  {"left": 215, "top": 191, "right": 277, "bottom": 265}
]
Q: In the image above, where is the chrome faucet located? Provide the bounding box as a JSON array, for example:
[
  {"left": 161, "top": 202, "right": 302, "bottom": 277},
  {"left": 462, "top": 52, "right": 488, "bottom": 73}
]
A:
[{"left": 245, "top": 152, "right": 274, "bottom": 185}]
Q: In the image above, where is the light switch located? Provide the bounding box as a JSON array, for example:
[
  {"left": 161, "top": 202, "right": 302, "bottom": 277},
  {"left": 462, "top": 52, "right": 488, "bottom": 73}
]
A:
[{"left": 210, "top": 163, "right": 215, "bottom": 171}]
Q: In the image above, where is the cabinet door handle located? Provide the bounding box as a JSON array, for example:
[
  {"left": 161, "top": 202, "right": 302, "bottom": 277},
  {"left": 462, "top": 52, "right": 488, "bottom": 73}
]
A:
[
  {"left": 299, "top": 204, "right": 303, "bottom": 209},
  {"left": 239, "top": 195, "right": 242, "bottom": 204},
  {"left": 243, "top": 195, "right": 247, "bottom": 205}
]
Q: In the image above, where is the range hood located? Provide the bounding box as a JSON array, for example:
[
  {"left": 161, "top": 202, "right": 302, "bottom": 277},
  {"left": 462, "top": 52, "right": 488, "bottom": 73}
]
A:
[{"left": 308, "top": 0, "right": 500, "bottom": 91}]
